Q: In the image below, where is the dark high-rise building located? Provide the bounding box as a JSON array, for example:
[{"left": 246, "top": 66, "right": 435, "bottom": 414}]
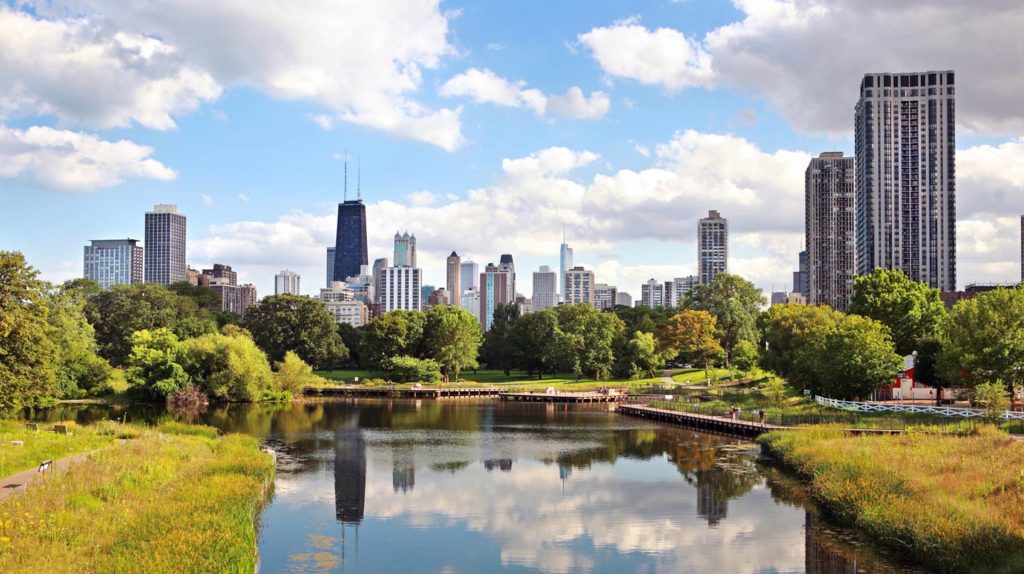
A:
[
  {"left": 806, "top": 152, "right": 856, "bottom": 310},
  {"left": 144, "top": 204, "right": 186, "bottom": 285},
  {"left": 855, "top": 71, "right": 956, "bottom": 290},
  {"left": 326, "top": 247, "right": 336, "bottom": 289},
  {"left": 333, "top": 200, "right": 368, "bottom": 283},
  {"left": 792, "top": 250, "right": 808, "bottom": 295}
]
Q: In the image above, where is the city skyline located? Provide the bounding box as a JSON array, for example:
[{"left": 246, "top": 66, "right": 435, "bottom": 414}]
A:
[{"left": 2, "top": 2, "right": 1023, "bottom": 299}]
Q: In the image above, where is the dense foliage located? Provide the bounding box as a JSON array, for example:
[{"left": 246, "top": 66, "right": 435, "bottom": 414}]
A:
[
  {"left": 684, "top": 274, "right": 764, "bottom": 366},
  {"left": 242, "top": 294, "right": 348, "bottom": 369},
  {"left": 0, "top": 252, "right": 59, "bottom": 408},
  {"left": 939, "top": 287, "right": 1024, "bottom": 394},
  {"left": 849, "top": 268, "right": 946, "bottom": 356}
]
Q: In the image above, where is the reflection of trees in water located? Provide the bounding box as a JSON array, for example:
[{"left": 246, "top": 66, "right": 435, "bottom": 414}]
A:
[{"left": 483, "top": 459, "right": 513, "bottom": 472}]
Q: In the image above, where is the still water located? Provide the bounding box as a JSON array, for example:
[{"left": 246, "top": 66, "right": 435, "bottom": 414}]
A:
[{"left": 33, "top": 399, "right": 921, "bottom": 574}]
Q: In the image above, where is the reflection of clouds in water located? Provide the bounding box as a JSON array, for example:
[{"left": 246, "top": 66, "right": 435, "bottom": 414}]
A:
[{"left": 362, "top": 458, "right": 805, "bottom": 574}]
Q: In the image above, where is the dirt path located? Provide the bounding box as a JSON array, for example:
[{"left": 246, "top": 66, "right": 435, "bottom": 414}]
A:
[{"left": 0, "top": 450, "right": 99, "bottom": 502}]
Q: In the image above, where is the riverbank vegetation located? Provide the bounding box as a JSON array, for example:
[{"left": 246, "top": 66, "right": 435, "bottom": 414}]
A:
[
  {"left": 0, "top": 420, "right": 115, "bottom": 476},
  {"left": 0, "top": 422, "right": 274, "bottom": 573},
  {"left": 761, "top": 426, "right": 1024, "bottom": 573}
]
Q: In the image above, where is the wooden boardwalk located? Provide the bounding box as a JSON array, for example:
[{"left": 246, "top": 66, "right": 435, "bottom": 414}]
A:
[
  {"left": 304, "top": 386, "right": 501, "bottom": 399},
  {"left": 617, "top": 404, "right": 789, "bottom": 437},
  {"left": 498, "top": 391, "right": 625, "bottom": 404}
]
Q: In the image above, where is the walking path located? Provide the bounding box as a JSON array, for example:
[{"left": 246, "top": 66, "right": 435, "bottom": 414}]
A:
[{"left": 0, "top": 450, "right": 99, "bottom": 502}]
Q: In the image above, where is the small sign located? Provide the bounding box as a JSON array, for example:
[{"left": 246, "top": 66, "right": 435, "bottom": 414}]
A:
[{"left": 38, "top": 460, "right": 52, "bottom": 473}]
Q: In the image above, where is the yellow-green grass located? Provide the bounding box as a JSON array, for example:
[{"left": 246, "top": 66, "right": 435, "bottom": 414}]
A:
[
  {"left": 669, "top": 368, "right": 745, "bottom": 384},
  {"left": 498, "top": 376, "right": 663, "bottom": 392},
  {"left": 0, "top": 420, "right": 115, "bottom": 477},
  {"left": 0, "top": 424, "right": 274, "bottom": 574},
  {"left": 760, "top": 426, "right": 1024, "bottom": 573}
]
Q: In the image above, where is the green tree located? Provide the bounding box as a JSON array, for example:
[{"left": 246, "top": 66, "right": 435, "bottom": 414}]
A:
[
  {"left": 125, "top": 328, "right": 190, "bottom": 398},
  {"left": 274, "top": 351, "right": 322, "bottom": 395},
  {"left": 167, "top": 281, "right": 221, "bottom": 310},
  {"left": 848, "top": 268, "right": 946, "bottom": 356},
  {"left": 390, "top": 310, "right": 427, "bottom": 357},
  {"left": 383, "top": 355, "right": 442, "bottom": 383},
  {"left": 184, "top": 330, "right": 273, "bottom": 401},
  {"left": 481, "top": 303, "right": 520, "bottom": 375},
  {"left": 86, "top": 283, "right": 216, "bottom": 365},
  {"left": 730, "top": 339, "right": 759, "bottom": 372},
  {"left": 939, "top": 287, "right": 1024, "bottom": 394},
  {"left": 914, "top": 337, "right": 948, "bottom": 405},
  {"left": 46, "top": 281, "right": 112, "bottom": 397},
  {"left": 242, "top": 294, "right": 348, "bottom": 369},
  {"left": 759, "top": 304, "right": 844, "bottom": 393},
  {"left": 554, "top": 304, "right": 624, "bottom": 380},
  {"left": 615, "top": 330, "right": 664, "bottom": 379},
  {"left": 0, "top": 252, "right": 58, "bottom": 408},
  {"left": 361, "top": 312, "right": 416, "bottom": 369},
  {"left": 757, "top": 377, "right": 789, "bottom": 408},
  {"left": 612, "top": 305, "right": 673, "bottom": 334},
  {"left": 424, "top": 305, "right": 482, "bottom": 383},
  {"left": 818, "top": 314, "right": 902, "bottom": 399},
  {"left": 337, "top": 323, "right": 364, "bottom": 368},
  {"left": 684, "top": 273, "right": 765, "bottom": 367},
  {"left": 656, "top": 310, "right": 724, "bottom": 384},
  {"left": 511, "top": 310, "right": 571, "bottom": 379},
  {"left": 974, "top": 380, "right": 1010, "bottom": 421}
]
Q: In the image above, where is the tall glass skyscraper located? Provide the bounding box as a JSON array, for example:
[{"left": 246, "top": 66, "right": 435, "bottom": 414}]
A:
[
  {"left": 84, "top": 239, "right": 144, "bottom": 288},
  {"left": 333, "top": 200, "right": 368, "bottom": 282},
  {"left": 559, "top": 239, "right": 573, "bottom": 303},
  {"left": 144, "top": 204, "right": 186, "bottom": 285}
]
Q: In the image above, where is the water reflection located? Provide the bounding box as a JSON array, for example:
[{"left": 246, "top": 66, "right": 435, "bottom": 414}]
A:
[{"left": 30, "top": 399, "right": 924, "bottom": 573}]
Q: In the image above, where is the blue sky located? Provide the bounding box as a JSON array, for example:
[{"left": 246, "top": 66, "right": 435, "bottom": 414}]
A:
[{"left": 1, "top": 0, "right": 1022, "bottom": 298}]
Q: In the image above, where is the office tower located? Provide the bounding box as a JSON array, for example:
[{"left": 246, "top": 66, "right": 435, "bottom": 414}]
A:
[
  {"left": 564, "top": 266, "right": 595, "bottom": 306},
  {"left": 334, "top": 200, "right": 368, "bottom": 283},
  {"left": 771, "top": 291, "right": 788, "bottom": 306},
  {"left": 698, "top": 210, "right": 728, "bottom": 285},
  {"left": 594, "top": 283, "right": 617, "bottom": 311},
  {"left": 201, "top": 263, "right": 237, "bottom": 286},
  {"left": 83, "top": 239, "right": 143, "bottom": 289},
  {"left": 378, "top": 266, "right": 422, "bottom": 312},
  {"left": 462, "top": 288, "right": 481, "bottom": 324},
  {"left": 559, "top": 235, "right": 573, "bottom": 303},
  {"left": 274, "top": 270, "right": 301, "bottom": 295},
  {"left": 371, "top": 258, "right": 388, "bottom": 305},
  {"left": 326, "top": 247, "right": 336, "bottom": 288},
  {"left": 393, "top": 231, "right": 417, "bottom": 267},
  {"left": 793, "top": 251, "right": 808, "bottom": 295},
  {"left": 806, "top": 152, "right": 856, "bottom": 310},
  {"left": 498, "top": 254, "right": 516, "bottom": 298},
  {"left": 615, "top": 291, "right": 633, "bottom": 307},
  {"left": 479, "top": 263, "right": 513, "bottom": 331},
  {"left": 460, "top": 261, "right": 479, "bottom": 292},
  {"left": 641, "top": 278, "right": 664, "bottom": 308},
  {"left": 144, "top": 204, "right": 186, "bottom": 285},
  {"left": 446, "top": 252, "right": 461, "bottom": 308},
  {"left": 420, "top": 284, "right": 435, "bottom": 302},
  {"left": 532, "top": 265, "right": 557, "bottom": 310},
  {"left": 855, "top": 70, "right": 956, "bottom": 291}
]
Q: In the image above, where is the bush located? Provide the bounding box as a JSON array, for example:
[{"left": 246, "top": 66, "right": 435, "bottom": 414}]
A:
[
  {"left": 273, "top": 351, "right": 322, "bottom": 394},
  {"left": 382, "top": 355, "right": 442, "bottom": 384}
]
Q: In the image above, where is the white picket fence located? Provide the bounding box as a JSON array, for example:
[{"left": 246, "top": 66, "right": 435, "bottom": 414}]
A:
[{"left": 814, "top": 396, "right": 1024, "bottom": 421}]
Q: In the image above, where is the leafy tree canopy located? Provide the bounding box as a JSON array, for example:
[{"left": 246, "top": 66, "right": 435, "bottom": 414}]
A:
[
  {"left": 242, "top": 294, "right": 348, "bottom": 369},
  {"left": 684, "top": 273, "right": 764, "bottom": 366},
  {"left": 849, "top": 268, "right": 946, "bottom": 356}
]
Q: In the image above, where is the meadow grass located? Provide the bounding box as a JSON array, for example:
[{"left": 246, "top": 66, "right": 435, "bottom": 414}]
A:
[
  {"left": 669, "top": 367, "right": 745, "bottom": 384},
  {"left": 0, "top": 423, "right": 274, "bottom": 574},
  {"left": 0, "top": 420, "right": 114, "bottom": 477},
  {"left": 760, "top": 426, "right": 1024, "bottom": 573},
  {"left": 314, "top": 368, "right": 666, "bottom": 390}
]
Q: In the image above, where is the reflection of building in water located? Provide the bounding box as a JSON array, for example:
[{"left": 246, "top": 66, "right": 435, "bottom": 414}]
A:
[
  {"left": 484, "top": 459, "right": 513, "bottom": 472},
  {"left": 558, "top": 463, "right": 572, "bottom": 481},
  {"left": 696, "top": 477, "right": 727, "bottom": 527},
  {"left": 334, "top": 425, "right": 366, "bottom": 523},
  {"left": 804, "top": 511, "right": 862, "bottom": 574},
  {"left": 392, "top": 444, "right": 416, "bottom": 493}
]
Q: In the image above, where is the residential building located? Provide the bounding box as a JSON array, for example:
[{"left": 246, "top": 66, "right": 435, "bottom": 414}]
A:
[
  {"left": 855, "top": 71, "right": 956, "bottom": 291},
  {"left": 446, "top": 252, "right": 461, "bottom": 308},
  {"left": 144, "top": 204, "right": 186, "bottom": 285},
  {"left": 563, "top": 266, "right": 595, "bottom": 306},
  {"left": 698, "top": 210, "right": 728, "bottom": 285},
  {"left": 378, "top": 266, "right": 422, "bottom": 312},
  {"left": 209, "top": 281, "right": 257, "bottom": 315},
  {"left": 83, "top": 239, "right": 143, "bottom": 288},
  {"left": 785, "top": 292, "right": 807, "bottom": 305},
  {"left": 594, "top": 283, "right": 617, "bottom": 311},
  {"left": 664, "top": 276, "right": 698, "bottom": 307},
  {"left": 333, "top": 199, "right": 368, "bottom": 283},
  {"left": 460, "top": 261, "right": 479, "bottom": 292},
  {"left": 426, "top": 288, "right": 449, "bottom": 310},
  {"left": 393, "top": 231, "right": 417, "bottom": 267},
  {"left": 344, "top": 265, "right": 374, "bottom": 304},
  {"left": 479, "top": 263, "right": 513, "bottom": 331},
  {"left": 201, "top": 263, "right": 237, "bottom": 286},
  {"left": 806, "top": 152, "right": 856, "bottom": 310},
  {"left": 793, "top": 250, "right": 808, "bottom": 296},
  {"left": 326, "top": 247, "right": 336, "bottom": 288},
  {"left": 641, "top": 278, "right": 664, "bottom": 308},
  {"left": 320, "top": 281, "right": 355, "bottom": 303},
  {"left": 615, "top": 291, "right": 633, "bottom": 308},
  {"left": 532, "top": 265, "right": 557, "bottom": 310},
  {"left": 559, "top": 236, "right": 573, "bottom": 303},
  {"left": 515, "top": 294, "right": 532, "bottom": 315},
  {"left": 371, "top": 258, "right": 388, "bottom": 305},
  {"left": 275, "top": 269, "right": 301, "bottom": 295},
  {"left": 319, "top": 286, "right": 368, "bottom": 327}
]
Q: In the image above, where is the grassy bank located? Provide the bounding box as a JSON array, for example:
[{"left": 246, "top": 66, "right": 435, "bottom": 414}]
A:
[
  {"left": 760, "top": 426, "right": 1024, "bottom": 573},
  {"left": 0, "top": 422, "right": 274, "bottom": 573},
  {"left": 314, "top": 368, "right": 666, "bottom": 391},
  {"left": 0, "top": 420, "right": 116, "bottom": 477}
]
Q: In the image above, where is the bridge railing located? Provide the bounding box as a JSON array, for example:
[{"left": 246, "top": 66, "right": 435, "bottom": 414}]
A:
[{"left": 814, "top": 396, "right": 1024, "bottom": 421}]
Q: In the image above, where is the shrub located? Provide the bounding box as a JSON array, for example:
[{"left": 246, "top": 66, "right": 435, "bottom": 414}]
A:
[
  {"left": 382, "top": 355, "right": 442, "bottom": 384},
  {"left": 273, "top": 351, "right": 322, "bottom": 394}
]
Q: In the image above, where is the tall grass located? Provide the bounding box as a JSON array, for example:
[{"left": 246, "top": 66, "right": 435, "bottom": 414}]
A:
[
  {"left": 761, "top": 426, "right": 1024, "bottom": 573},
  {"left": 0, "top": 420, "right": 114, "bottom": 477},
  {"left": 0, "top": 425, "right": 274, "bottom": 573}
]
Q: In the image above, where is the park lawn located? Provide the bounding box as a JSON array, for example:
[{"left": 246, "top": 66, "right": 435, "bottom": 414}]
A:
[
  {"left": 0, "top": 421, "right": 274, "bottom": 574},
  {"left": 0, "top": 420, "right": 115, "bottom": 477},
  {"left": 669, "top": 368, "right": 746, "bottom": 384},
  {"left": 761, "top": 426, "right": 1024, "bottom": 573}
]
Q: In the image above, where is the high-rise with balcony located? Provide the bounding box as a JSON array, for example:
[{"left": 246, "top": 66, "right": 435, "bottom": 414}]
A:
[
  {"left": 532, "top": 266, "right": 557, "bottom": 310},
  {"left": 144, "top": 204, "right": 186, "bottom": 285},
  {"left": 275, "top": 270, "right": 301, "bottom": 295},
  {"left": 806, "top": 152, "right": 856, "bottom": 310},
  {"left": 594, "top": 283, "right": 617, "bottom": 311},
  {"left": 446, "top": 251, "right": 461, "bottom": 308},
  {"left": 698, "top": 210, "right": 728, "bottom": 285},
  {"left": 83, "top": 239, "right": 144, "bottom": 288},
  {"left": 855, "top": 71, "right": 956, "bottom": 291},
  {"left": 564, "top": 266, "right": 595, "bottom": 306},
  {"left": 641, "top": 279, "right": 664, "bottom": 308},
  {"left": 378, "top": 266, "right": 422, "bottom": 312}
]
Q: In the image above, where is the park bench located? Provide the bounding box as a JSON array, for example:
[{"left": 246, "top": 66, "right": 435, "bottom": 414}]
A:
[
  {"left": 25, "top": 422, "right": 38, "bottom": 431},
  {"left": 53, "top": 424, "right": 72, "bottom": 436}
]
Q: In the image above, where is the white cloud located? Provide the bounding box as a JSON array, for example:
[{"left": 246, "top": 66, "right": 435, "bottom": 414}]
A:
[
  {"left": 486, "top": 42, "right": 505, "bottom": 51},
  {"left": 633, "top": 143, "right": 650, "bottom": 157},
  {"left": 200, "top": 193, "right": 214, "bottom": 206},
  {"left": 440, "top": 68, "right": 609, "bottom": 120},
  {"left": 237, "top": 193, "right": 251, "bottom": 203},
  {"left": 0, "top": 125, "right": 175, "bottom": 191},
  {"left": 18, "top": 2, "right": 464, "bottom": 149},
  {"left": 407, "top": 190, "right": 438, "bottom": 206}
]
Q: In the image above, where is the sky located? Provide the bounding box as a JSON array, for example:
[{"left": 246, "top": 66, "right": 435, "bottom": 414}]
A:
[{"left": 1, "top": 0, "right": 1023, "bottom": 299}]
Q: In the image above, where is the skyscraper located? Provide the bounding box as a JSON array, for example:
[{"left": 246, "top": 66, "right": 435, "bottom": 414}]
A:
[
  {"left": 594, "top": 283, "right": 617, "bottom": 311},
  {"left": 532, "top": 265, "right": 557, "bottom": 310},
  {"left": 641, "top": 278, "right": 664, "bottom": 308},
  {"left": 855, "top": 71, "right": 956, "bottom": 291},
  {"left": 334, "top": 200, "right": 368, "bottom": 283},
  {"left": 144, "top": 204, "right": 186, "bottom": 285},
  {"left": 371, "top": 257, "right": 388, "bottom": 307},
  {"left": 559, "top": 235, "right": 573, "bottom": 303},
  {"left": 83, "top": 239, "right": 144, "bottom": 289},
  {"left": 564, "top": 266, "right": 595, "bottom": 306},
  {"left": 615, "top": 291, "right": 633, "bottom": 308},
  {"left": 326, "top": 247, "right": 336, "bottom": 288},
  {"left": 792, "top": 251, "right": 808, "bottom": 296},
  {"left": 698, "top": 210, "right": 728, "bottom": 285},
  {"left": 498, "top": 253, "right": 516, "bottom": 297},
  {"left": 275, "top": 269, "right": 301, "bottom": 295},
  {"left": 393, "top": 231, "right": 417, "bottom": 267},
  {"left": 378, "top": 266, "right": 422, "bottom": 312},
  {"left": 460, "top": 261, "right": 479, "bottom": 293},
  {"left": 479, "top": 263, "right": 512, "bottom": 331},
  {"left": 446, "top": 251, "right": 461, "bottom": 308},
  {"left": 806, "top": 152, "right": 856, "bottom": 310}
]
